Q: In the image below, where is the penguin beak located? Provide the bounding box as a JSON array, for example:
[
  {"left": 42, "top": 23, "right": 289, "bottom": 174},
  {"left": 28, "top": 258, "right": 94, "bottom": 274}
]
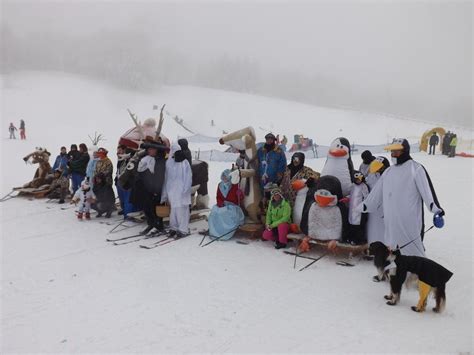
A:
[
  {"left": 384, "top": 143, "right": 404, "bottom": 151},
  {"left": 291, "top": 179, "right": 307, "bottom": 191},
  {"left": 329, "top": 148, "right": 347, "bottom": 157},
  {"left": 315, "top": 194, "right": 336, "bottom": 207},
  {"left": 369, "top": 160, "right": 384, "bottom": 174}
]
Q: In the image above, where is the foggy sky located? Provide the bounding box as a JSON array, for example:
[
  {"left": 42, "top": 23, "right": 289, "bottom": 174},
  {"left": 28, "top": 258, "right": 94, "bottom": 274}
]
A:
[{"left": 1, "top": 0, "right": 472, "bottom": 127}]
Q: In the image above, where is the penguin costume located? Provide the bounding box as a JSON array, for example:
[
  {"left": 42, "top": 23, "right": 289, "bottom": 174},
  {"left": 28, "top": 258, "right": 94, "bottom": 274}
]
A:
[
  {"left": 362, "top": 139, "right": 444, "bottom": 257},
  {"left": 321, "top": 137, "right": 355, "bottom": 196},
  {"left": 365, "top": 156, "right": 390, "bottom": 245},
  {"left": 300, "top": 175, "right": 349, "bottom": 242}
]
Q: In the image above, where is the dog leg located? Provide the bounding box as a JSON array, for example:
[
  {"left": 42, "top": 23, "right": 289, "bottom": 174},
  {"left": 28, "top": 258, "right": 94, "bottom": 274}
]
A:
[
  {"left": 433, "top": 285, "right": 446, "bottom": 313},
  {"left": 385, "top": 293, "right": 399, "bottom": 305},
  {"left": 411, "top": 281, "right": 431, "bottom": 312}
]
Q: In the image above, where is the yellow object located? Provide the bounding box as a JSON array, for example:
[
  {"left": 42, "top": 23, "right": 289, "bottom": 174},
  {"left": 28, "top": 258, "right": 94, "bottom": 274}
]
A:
[
  {"left": 419, "top": 127, "right": 446, "bottom": 152},
  {"left": 383, "top": 143, "right": 404, "bottom": 151},
  {"left": 368, "top": 160, "right": 384, "bottom": 174},
  {"left": 415, "top": 280, "right": 432, "bottom": 312}
]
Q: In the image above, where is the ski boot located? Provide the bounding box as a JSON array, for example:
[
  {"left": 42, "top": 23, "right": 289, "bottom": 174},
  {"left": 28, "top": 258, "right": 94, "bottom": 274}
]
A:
[
  {"left": 85, "top": 212, "right": 91, "bottom": 220},
  {"left": 77, "top": 212, "right": 83, "bottom": 220}
]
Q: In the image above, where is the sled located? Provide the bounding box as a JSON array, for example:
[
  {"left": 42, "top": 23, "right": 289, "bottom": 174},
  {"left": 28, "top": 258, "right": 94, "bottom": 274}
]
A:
[
  {"left": 286, "top": 233, "right": 368, "bottom": 255},
  {"left": 13, "top": 185, "right": 51, "bottom": 199},
  {"left": 235, "top": 222, "right": 264, "bottom": 239},
  {"left": 456, "top": 152, "right": 474, "bottom": 158}
]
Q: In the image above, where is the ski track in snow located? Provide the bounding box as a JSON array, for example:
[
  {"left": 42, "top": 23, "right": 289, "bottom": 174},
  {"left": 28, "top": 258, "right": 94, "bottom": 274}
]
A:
[{"left": 1, "top": 72, "right": 472, "bottom": 353}]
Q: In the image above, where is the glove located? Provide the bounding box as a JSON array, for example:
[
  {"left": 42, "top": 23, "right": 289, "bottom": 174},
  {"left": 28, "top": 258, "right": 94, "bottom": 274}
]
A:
[
  {"left": 298, "top": 237, "right": 311, "bottom": 253},
  {"left": 433, "top": 213, "right": 445, "bottom": 228}
]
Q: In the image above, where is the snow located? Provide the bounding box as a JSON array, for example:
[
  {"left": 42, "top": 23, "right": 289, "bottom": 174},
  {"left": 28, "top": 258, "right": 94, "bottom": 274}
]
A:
[{"left": 1, "top": 72, "right": 473, "bottom": 353}]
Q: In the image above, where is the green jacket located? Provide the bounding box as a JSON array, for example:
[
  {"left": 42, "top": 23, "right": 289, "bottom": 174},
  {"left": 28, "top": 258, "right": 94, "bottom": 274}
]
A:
[
  {"left": 266, "top": 199, "right": 291, "bottom": 228},
  {"left": 450, "top": 137, "right": 457, "bottom": 147}
]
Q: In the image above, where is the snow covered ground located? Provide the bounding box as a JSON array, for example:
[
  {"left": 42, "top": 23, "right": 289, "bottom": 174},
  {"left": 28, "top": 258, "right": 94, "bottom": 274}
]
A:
[{"left": 1, "top": 72, "right": 473, "bottom": 353}]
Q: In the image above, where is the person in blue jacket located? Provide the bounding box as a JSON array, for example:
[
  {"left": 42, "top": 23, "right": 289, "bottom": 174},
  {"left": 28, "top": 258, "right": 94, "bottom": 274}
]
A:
[
  {"left": 256, "top": 133, "right": 287, "bottom": 192},
  {"left": 52, "top": 146, "right": 69, "bottom": 177}
]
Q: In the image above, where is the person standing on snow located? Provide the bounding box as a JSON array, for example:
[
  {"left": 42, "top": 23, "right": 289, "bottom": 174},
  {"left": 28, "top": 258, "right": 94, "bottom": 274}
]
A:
[
  {"left": 161, "top": 143, "right": 193, "bottom": 238},
  {"left": 177, "top": 138, "right": 193, "bottom": 167},
  {"left": 19, "top": 119, "right": 26, "bottom": 140},
  {"left": 8, "top": 123, "right": 17, "bottom": 139},
  {"left": 134, "top": 137, "right": 168, "bottom": 235},
  {"left": 347, "top": 171, "right": 369, "bottom": 245},
  {"left": 52, "top": 146, "right": 69, "bottom": 177},
  {"left": 428, "top": 132, "right": 439, "bottom": 155},
  {"left": 448, "top": 134, "right": 457, "bottom": 158},
  {"left": 360, "top": 138, "right": 444, "bottom": 257},
  {"left": 68, "top": 143, "right": 90, "bottom": 194}
]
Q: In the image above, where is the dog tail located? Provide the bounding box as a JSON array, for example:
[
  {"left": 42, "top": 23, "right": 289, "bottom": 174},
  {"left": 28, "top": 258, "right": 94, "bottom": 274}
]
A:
[{"left": 434, "top": 284, "right": 446, "bottom": 313}]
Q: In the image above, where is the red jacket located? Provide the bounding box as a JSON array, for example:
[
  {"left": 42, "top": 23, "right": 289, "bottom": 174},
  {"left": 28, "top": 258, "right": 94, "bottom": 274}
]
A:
[{"left": 216, "top": 184, "right": 240, "bottom": 207}]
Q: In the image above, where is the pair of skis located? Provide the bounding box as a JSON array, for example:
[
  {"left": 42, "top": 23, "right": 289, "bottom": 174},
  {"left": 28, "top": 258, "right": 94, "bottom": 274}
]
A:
[
  {"left": 139, "top": 227, "right": 201, "bottom": 249},
  {"left": 0, "top": 190, "right": 19, "bottom": 202},
  {"left": 106, "top": 229, "right": 169, "bottom": 245}
]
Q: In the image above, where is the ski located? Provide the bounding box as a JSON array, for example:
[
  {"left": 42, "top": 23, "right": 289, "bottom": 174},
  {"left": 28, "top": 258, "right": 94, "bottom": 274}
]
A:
[
  {"left": 106, "top": 231, "right": 168, "bottom": 245},
  {"left": 140, "top": 228, "right": 198, "bottom": 249},
  {"left": 106, "top": 232, "right": 146, "bottom": 242},
  {"left": 336, "top": 260, "right": 355, "bottom": 267},
  {"left": 113, "top": 231, "right": 170, "bottom": 246}
]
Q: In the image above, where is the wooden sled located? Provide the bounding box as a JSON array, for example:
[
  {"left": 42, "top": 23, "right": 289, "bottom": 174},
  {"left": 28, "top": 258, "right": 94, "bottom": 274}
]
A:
[
  {"left": 287, "top": 233, "right": 368, "bottom": 255},
  {"left": 13, "top": 185, "right": 51, "bottom": 199},
  {"left": 235, "top": 222, "right": 264, "bottom": 240}
]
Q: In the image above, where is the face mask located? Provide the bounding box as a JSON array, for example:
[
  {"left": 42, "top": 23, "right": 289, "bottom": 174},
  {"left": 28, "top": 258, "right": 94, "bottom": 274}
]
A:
[{"left": 391, "top": 157, "right": 398, "bottom": 165}]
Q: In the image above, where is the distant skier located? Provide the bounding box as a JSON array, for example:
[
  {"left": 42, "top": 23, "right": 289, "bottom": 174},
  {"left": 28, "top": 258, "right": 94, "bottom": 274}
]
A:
[
  {"left": 19, "top": 119, "right": 26, "bottom": 140},
  {"left": 8, "top": 123, "right": 17, "bottom": 139}
]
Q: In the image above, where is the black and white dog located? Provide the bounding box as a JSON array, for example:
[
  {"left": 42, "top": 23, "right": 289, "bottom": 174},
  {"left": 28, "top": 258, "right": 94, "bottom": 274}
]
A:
[{"left": 369, "top": 241, "right": 453, "bottom": 313}]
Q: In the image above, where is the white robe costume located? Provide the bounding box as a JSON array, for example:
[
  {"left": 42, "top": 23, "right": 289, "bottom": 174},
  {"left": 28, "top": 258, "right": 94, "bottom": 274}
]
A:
[
  {"left": 161, "top": 144, "right": 193, "bottom": 234},
  {"left": 363, "top": 159, "right": 442, "bottom": 257},
  {"left": 365, "top": 172, "right": 385, "bottom": 244}
]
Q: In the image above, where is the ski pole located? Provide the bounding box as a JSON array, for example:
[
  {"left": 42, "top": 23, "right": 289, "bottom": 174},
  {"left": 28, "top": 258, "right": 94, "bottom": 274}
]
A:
[
  {"left": 293, "top": 240, "right": 299, "bottom": 269},
  {"left": 298, "top": 252, "right": 328, "bottom": 272},
  {"left": 198, "top": 231, "right": 208, "bottom": 247},
  {"left": 200, "top": 226, "right": 241, "bottom": 248}
]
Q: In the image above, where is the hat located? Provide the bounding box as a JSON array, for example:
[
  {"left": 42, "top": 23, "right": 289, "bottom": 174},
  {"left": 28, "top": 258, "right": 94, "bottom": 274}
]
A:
[
  {"left": 140, "top": 136, "right": 169, "bottom": 151},
  {"left": 81, "top": 178, "right": 90, "bottom": 190},
  {"left": 361, "top": 150, "right": 374, "bottom": 163},
  {"left": 265, "top": 133, "right": 276, "bottom": 140},
  {"left": 270, "top": 187, "right": 284, "bottom": 199}
]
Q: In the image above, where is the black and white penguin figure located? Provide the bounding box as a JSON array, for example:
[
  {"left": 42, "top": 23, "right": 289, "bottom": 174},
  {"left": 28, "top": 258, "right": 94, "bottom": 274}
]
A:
[
  {"left": 321, "top": 137, "right": 355, "bottom": 196},
  {"left": 299, "top": 175, "right": 349, "bottom": 241}
]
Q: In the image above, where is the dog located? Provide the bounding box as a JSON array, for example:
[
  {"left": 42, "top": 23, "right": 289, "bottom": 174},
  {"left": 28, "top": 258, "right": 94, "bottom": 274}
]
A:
[{"left": 369, "top": 241, "right": 453, "bottom": 313}]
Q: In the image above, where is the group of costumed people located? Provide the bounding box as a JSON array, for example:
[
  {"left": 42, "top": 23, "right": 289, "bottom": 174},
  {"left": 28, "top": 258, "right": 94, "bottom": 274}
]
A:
[
  {"left": 207, "top": 134, "right": 445, "bottom": 275},
  {"left": 39, "top": 123, "right": 446, "bottom": 278}
]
